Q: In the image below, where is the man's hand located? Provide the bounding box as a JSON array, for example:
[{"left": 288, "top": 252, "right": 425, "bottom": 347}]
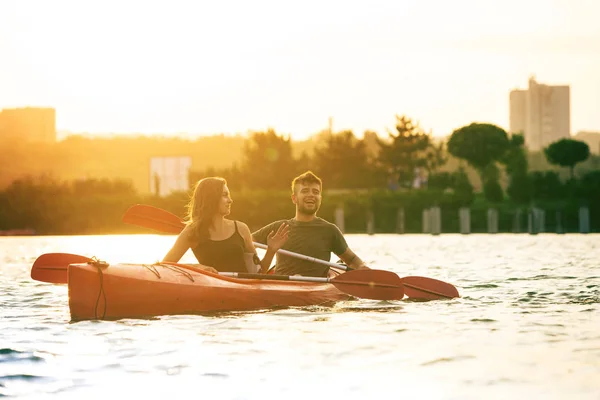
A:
[{"left": 267, "top": 223, "right": 289, "bottom": 251}]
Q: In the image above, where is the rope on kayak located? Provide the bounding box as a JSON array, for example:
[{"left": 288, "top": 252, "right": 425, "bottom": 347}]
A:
[
  {"left": 158, "top": 263, "right": 195, "bottom": 282},
  {"left": 141, "top": 263, "right": 161, "bottom": 279},
  {"left": 139, "top": 263, "right": 195, "bottom": 282},
  {"left": 88, "top": 257, "right": 107, "bottom": 320}
]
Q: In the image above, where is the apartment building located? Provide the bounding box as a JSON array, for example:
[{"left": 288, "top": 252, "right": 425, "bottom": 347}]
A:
[{"left": 509, "top": 77, "right": 570, "bottom": 151}]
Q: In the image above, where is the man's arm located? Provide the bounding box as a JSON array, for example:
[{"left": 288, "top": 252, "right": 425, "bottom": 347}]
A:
[
  {"left": 338, "top": 247, "right": 369, "bottom": 270},
  {"left": 251, "top": 222, "right": 276, "bottom": 244},
  {"left": 242, "top": 221, "right": 289, "bottom": 273},
  {"left": 330, "top": 222, "right": 368, "bottom": 270}
]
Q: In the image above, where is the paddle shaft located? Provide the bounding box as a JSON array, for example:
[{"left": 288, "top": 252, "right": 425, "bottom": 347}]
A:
[
  {"left": 252, "top": 242, "right": 348, "bottom": 271},
  {"left": 219, "top": 272, "right": 397, "bottom": 288},
  {"left": 221, "top": 272, "right": 332, "bottom": 282}
]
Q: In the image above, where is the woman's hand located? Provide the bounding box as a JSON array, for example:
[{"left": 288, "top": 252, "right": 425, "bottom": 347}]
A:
[
  {"left": 266, "top": 223, "right": 289, "bottom": 251},
  {"left": 200, "top": 265, "right": 218, "bottom": 274}
]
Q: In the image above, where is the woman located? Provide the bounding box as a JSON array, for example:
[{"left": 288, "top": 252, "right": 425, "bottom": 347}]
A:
[{"left": 162, "top": 177, "right": 288, "bottom": 273}]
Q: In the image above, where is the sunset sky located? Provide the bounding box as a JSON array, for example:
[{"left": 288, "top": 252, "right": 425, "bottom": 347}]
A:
[{"left": 1, "top": 0, "right": 599, "bottom": 139}]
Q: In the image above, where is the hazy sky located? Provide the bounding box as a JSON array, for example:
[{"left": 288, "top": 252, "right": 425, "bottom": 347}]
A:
[{"left": 1, "top": 0, "right": 599, "bottom": 139}]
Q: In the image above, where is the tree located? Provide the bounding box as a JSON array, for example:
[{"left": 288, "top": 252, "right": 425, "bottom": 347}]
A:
[
  {"left": 500, "top": 133, "right": 531, "bottom": 204},
  {"left": 377, "top": 115, "right": 431, "bottom": 189},
  {"left": 482, "top": 163, "right": 504, "bottom": 203},
  {"left": 427, "top": 171, "right": 454, "bottom": 190},
  {"left": 240, "top": 129, "right": 298, "bottom": 190},
  {"left": 189, "top": 163, "right": 243, "bottom": 192},
  {"left": 578, "top": 170, "right": 600, "bottom": 202},
  {"left": 453, "top": 168, "right": 475, "bottom": 206},
  {"left": 500, "top": 134, "right": 527, "bottom": 176},
  {"left": 312, "top": 130, "right": 383, "bottom": 189},
  {"left": 506, "top": 173, "right": 531, "bottom": 204},
  {"left": 529, "top": 171, "right": 563, "bottom": 200},
  {"left": 544, "top": 138, "right": 590, "bottom": 180},
  {"left": 362, "top": 130, "right": 382, "bottom": 160},
  {"left": 423, "top": 141, "right": 448, "bottom": 176},
  {"left": 447, "top": 123, "right": 510, "bottom": 201},
  {"left": 427, "top": 169, "right": 475, "bottom": 206}
]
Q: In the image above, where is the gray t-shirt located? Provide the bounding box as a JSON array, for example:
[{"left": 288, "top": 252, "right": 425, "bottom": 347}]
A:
[{"left": 252, "top": 217, "right": 348, "bottom": 277}]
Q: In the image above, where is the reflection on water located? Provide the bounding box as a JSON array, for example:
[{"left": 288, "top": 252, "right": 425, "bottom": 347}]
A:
[{"left": 0, "top": 234, "right": 599, "bottom": 399}]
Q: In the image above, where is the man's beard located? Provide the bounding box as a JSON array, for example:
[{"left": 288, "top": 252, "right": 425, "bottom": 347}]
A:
[{"left": 298, "top": 202, "right": 320, "bottom": 215}]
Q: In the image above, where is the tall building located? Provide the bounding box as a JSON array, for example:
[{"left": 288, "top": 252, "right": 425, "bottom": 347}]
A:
[
  {"left": 509, "top": 77, "right": 570, "bottom": 151},
  {"left": 0, "top": 107, "right": 56, "bottom": 143}
]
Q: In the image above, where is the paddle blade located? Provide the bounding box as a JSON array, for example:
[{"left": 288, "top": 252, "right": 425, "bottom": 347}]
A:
[
  {"left": 332, "top": 269, "right": 405, "bottom": 301},
  {"left": 31, "top": 253, "right": 91, "bottom": 284},
  {"left": 122, "top": 204, "right": 185, "bottom": 234},
  {"left": 401, "top": 276, "right": 460, "bottom": 300}
]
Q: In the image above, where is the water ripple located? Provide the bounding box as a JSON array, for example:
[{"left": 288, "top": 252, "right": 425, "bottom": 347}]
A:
[{"left": 1, "top": 234, "right": 599, "bottom": 399}]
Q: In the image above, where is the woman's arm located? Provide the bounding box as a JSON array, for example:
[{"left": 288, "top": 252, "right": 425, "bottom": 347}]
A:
[
  {"left": 239, "top": 222, "right": 288, "bottom": 273},
  {"left": 162, "top": 226, "right": 218, "bottom": 273},
  {"left": 162, "top": 226, "right": 193, "bottom": 263}
]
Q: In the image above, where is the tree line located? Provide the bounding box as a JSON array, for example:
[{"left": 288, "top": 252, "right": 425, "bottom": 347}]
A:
[
  {"left": 1, "top": 115, "right": 599, "bottom": 234},
  {"left": 193, "top": 116, "right": 600, "bottom": 205}
]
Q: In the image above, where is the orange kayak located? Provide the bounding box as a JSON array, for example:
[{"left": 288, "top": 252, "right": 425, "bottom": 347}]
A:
[{"left": 68, "top": 261, "right": 351, "bottom": 321}]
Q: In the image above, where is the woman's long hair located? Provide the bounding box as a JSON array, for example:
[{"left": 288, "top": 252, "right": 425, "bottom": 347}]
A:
[{"left": 185, "top": 177, "right": 227, "bottom": 243}]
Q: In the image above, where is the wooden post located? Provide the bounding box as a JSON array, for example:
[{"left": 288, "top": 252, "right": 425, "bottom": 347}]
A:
[
  {"left": 430, "top": 206, "right": 441, "bottom": 235},
  {"left": 556, "top": 210, "right": 564, "bottom": 234},
  {"left": 527, "top": 209, "right": 537, "bottom": 235},
  {"left": 422, "top": 209, "right": 430, "bottom": 234},
  {"left": 534, "top": 208, "right": 545, "bottom": 233},
  {"left": 459, "top": 207, "right": 470, "bottom": 234},
  {"left": 513, "top": 209, "right": 522, "bottom": 233},
  {"left": 396, "top": 208, "right": 405, "bottom": 234},
  {"left": 579, "top": 206, "right": 590, "bottom": 234},
  {"left": 366, "top": 209, "right": 374, "bottom": 235},
  {"left": 487, "top": 208, "right": 498, "bottom": 234}
]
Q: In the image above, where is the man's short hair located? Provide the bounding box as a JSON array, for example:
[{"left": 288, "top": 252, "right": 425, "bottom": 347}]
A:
[{"left": 291, "top": 171, "right": 322, "bottom": 193}]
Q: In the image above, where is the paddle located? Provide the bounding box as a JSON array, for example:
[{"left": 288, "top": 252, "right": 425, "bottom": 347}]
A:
[
  {"left": 122, "top": 204, "right": 184, "bottom": 234},
  {"left": 30, "top": 253, "right": 405, "bottom": 300},
  {"left": 122, "top": 204, "right": 460, "bottom": 300},
  {"left": 251, "top": 243, "right": 459, "bottom": 299},
  {"left": 30, "top": 253, "right": 93, "bottom": 284}
]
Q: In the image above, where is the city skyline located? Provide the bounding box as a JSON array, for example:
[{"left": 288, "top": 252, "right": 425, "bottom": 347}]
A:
[
  {"left": 1, "top": 0, "right": 599, "bottom": 140},
  {"left": 510, "top": 77, "right": 571, "bottom": 151}
]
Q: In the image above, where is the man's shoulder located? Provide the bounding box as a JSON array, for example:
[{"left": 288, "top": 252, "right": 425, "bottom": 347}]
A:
[
  {"left": 269, "top": 219, "right": 291, "bottom": 227},
  {"left": 314, "top": 216, "right": 335, "bottom": 225},
  {"left": 254, "top": 219, "right": 290, "bottom": 232},
  {"left": 310, "top": 217, "right": 341, "bottom": 230}
]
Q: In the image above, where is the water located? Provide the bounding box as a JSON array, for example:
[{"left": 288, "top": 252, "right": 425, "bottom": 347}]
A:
[{"left": 1, "top": 234, "right": 599, "bottom": 399}]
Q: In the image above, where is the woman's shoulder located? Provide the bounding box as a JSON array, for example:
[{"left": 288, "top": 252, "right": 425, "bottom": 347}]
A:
[
  {"left": 180, "top": 224, "right": 198, "bottom": 246},
  {"left": 231, "top": 219, "right": 251, "bottom": 234},
  {"left": 230, "top": 220, "right": 254, "bottom": 249}
]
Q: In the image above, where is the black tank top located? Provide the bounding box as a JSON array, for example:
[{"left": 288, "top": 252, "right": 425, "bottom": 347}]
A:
[{"left": 191, "top": 221, "right": 247, "bottom": 273}]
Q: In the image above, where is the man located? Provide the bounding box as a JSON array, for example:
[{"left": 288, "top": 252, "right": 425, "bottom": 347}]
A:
[{"left": 252, "top": 171, "right": 368, "bottom": 277}]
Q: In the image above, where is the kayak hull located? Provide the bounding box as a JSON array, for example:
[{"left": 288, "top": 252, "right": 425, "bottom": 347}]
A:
[{"left": 68, "top": 262, "right": 351, "bottom": 321}]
